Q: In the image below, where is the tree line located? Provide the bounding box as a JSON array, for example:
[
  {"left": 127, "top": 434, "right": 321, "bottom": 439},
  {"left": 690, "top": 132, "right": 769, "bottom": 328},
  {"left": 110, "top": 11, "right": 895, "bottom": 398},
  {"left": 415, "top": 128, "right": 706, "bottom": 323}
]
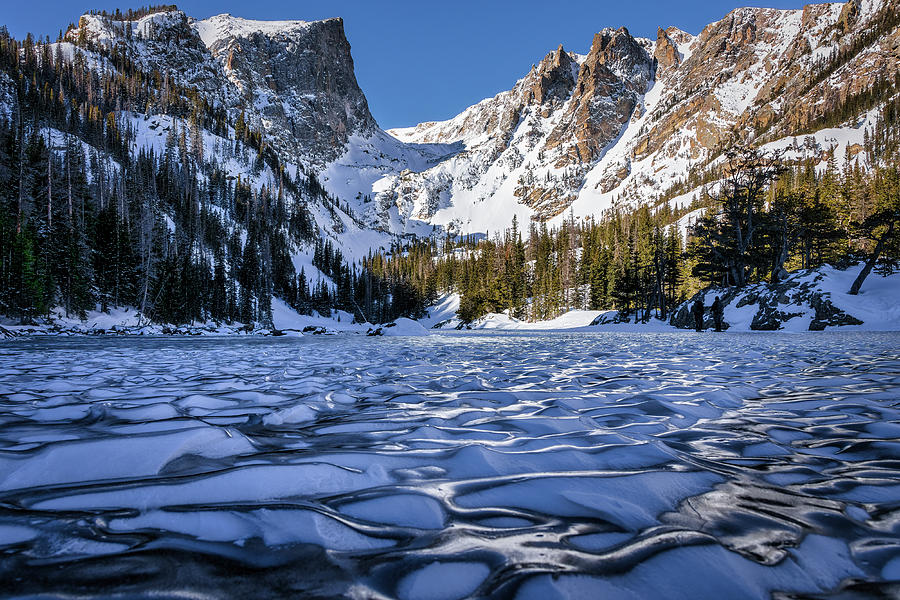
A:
[
  {"left": 0, "top": 11, "right": 897, "bottom": 329},
  {"left": 368, "top": 145, "right": 899, "bottom": 324},
  {"left": 0, "top": 20, "right": 426, "bottom": 327}
]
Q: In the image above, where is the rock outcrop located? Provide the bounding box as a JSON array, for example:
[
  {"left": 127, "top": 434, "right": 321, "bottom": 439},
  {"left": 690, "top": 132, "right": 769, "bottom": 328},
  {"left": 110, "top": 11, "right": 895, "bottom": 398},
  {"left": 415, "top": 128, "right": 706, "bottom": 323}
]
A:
[
  {"left": 654, "top": 27, "right": 681, "bottom": 75},
  {"left": 199, "top": 15, "right": 376, "bottom": 164},
  {"left": 546, "top": 28, "right": 652, "bottom": 167},
  {"left": 670, "top": 267, "right": 866, "bottom": 332},
  {"left": 524, "top": 45, "right": 577, "bottom": 108},
  {"left": 377, "top": 0, "right": 899, "bottom": 237}
]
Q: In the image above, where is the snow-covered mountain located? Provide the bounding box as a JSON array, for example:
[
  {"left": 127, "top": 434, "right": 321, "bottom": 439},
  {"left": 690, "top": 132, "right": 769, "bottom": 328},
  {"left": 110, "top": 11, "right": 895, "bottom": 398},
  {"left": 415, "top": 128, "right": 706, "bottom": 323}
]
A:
[
  {"left": 6, "top": 0, "right": 897, "bottom": 250},
  {"left": 38, "top": 10, "right": 464, "bottom": 260},
  {"left": 66, "top": 11, "right": 378, "bottom": 166},
  {"left": 343, "top": 0, "right": 896, "bottom": 236}
]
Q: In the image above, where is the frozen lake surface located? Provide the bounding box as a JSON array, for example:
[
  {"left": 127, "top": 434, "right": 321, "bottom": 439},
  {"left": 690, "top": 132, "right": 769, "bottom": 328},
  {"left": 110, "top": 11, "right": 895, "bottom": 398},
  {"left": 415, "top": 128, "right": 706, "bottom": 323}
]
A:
[{"left": 0, "top": 332, "right": 898, "bottom": 599}]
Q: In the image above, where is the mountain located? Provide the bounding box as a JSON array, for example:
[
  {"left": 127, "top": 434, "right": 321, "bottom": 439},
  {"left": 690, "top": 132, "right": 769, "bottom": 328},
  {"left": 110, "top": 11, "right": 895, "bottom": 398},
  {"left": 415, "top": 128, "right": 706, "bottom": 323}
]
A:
[
  {"left": 69, "top": 11, "right": 375, "bottom": 165},
  {"left": 29, "top": 1, "right": 900, "bottom": 244},
  {"left": 44, "top": 10, "right": 459, "bottom": 254},
  {"left": 193, "top": 14, "right": 377, "bottom": 166},
  {"left": 341, "top": 0, "right": 897, "bottom": 236},
  {"left": 0, "top": 1, "right": 897, "bottom": 328},
  {"left": 0, "top": 8, "right": 437, "bottom": 327}
]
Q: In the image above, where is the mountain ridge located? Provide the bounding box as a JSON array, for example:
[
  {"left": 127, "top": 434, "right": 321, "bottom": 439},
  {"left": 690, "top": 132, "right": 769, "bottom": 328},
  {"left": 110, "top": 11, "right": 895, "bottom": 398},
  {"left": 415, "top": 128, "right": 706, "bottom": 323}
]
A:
[
  {"left": 349, "top": 0, "right": 895, "bottom": 237},
  {"left": 0, "top": 1, "right": 897, "bottom": 327},
  {"left": 20, "top": 1, "right": 897, "bottom": 245}
]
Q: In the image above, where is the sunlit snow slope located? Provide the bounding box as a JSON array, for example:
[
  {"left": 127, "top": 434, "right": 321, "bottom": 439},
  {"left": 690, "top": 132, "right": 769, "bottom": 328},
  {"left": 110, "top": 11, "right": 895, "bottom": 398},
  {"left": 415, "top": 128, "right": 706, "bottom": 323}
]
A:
[{"left": 326, "top": 0, "right": 897, "bottom": 237}]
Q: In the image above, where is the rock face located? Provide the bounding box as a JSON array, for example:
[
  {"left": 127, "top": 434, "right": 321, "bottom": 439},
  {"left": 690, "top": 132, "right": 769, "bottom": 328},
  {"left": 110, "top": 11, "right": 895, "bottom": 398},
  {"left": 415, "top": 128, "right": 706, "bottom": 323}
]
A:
[
  {"left": 198, "top": 15, "right": 376, "bottom": 165},
  {"left": 546, "top": 28, "right": 652, "bottom": 167},
  {"left": 525, "top": 45, "right": 576, "bottom": 107},
  {"left": 376, "top": 26, "right": 655, "bottom": 227},
  {"left": 68, "top": 11, "right": 377, "bottom": 166},
  {"left": 654, "top": 28, "right": 681, "bottom": 75},
  {"left": 372, "top": 0, "right": 900, "bottom": 237}
]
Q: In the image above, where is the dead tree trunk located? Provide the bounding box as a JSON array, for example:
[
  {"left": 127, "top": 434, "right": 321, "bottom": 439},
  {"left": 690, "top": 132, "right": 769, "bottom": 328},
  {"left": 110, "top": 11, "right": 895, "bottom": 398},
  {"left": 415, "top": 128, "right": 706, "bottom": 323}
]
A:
[{"left": 849, "top": 221, "right": 894, "bottom": 295}]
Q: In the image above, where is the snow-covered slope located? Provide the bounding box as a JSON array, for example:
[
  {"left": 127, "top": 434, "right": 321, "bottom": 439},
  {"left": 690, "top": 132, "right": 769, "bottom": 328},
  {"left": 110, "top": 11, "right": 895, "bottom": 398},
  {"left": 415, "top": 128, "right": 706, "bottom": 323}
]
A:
[
  {"left": 425, "top": 263, "right": 900, "bottom": 332},
  {"left": 325, "top": 0, "right": 898, "bottom": 238},
  {"left": 11, "top": 2, "right": 897, "bottom": 249},
  {"left": 671, "top": 263, "right": 900, "bottom": 332}
]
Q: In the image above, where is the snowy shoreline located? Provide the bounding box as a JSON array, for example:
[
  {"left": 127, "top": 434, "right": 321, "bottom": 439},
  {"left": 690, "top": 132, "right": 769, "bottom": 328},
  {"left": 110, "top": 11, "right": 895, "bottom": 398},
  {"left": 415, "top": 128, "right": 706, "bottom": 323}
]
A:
[{"left": 4, "top": 265, "right": 899, "bottom": 338}]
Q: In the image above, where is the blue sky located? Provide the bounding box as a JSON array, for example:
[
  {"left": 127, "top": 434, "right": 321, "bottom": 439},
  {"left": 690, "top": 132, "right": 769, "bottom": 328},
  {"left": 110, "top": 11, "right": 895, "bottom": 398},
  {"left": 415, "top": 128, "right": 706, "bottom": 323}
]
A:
[{"left": 6, "top": 1, "right": 823, "bottom": 129}]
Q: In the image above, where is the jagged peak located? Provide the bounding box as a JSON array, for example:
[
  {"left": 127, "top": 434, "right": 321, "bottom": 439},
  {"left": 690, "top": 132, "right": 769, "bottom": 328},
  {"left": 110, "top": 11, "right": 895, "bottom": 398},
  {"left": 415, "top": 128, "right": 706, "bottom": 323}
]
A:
[
  {"left": 655, "top": 27, "right": 681, "bottom": 73},
  {"left": 663, "top": 26, "right": 694, "bottom": 45},
  {"left": 521, "top": 43, "right": 578, "bottom": 106},
  {"left": 529, "top": 44, "right": 575, "bottom": 72},
  {"left": 588, "top": 26, "right": 649, "bottom": 59},
  {"left": 582, "top": 24, "right": 652, "bottom": 84},
  {"left": 541, "top": 44, "right": 575, "bottom": 71},
  {"left": 591, "top": 26, "right": 632, "bottom": 46}
]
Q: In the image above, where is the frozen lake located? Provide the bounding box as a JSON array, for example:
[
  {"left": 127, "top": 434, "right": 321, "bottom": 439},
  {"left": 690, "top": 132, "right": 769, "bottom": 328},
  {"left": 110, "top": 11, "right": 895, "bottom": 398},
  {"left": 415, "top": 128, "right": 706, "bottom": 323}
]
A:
[{"left": 0, "top": 332, "right": 898, "bottom": 599}]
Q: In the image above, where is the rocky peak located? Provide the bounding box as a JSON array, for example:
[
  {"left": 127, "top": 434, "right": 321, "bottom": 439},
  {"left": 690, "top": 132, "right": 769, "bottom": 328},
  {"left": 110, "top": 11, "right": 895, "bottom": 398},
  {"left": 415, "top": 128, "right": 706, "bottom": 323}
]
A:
[
  {"left": 584, "top": 27, "right": 652, "bottom": 89},
  {"left": 654, "top": 27, "right": 681, "bottom": 75},
  {"left": 545, "top": 26, "right": 651, "bottom": 169},
  {"left": 357, "top": 0, "right": 900, "bottom": 239},
  {"left": 523, "top": 44, "right": 577, "bottom": 106},
  {"left": 196, "top": 15, "right": 376, "bottom": 165},
  {"left": 65, "top": 10, "right": 376, "bottom": 166}
]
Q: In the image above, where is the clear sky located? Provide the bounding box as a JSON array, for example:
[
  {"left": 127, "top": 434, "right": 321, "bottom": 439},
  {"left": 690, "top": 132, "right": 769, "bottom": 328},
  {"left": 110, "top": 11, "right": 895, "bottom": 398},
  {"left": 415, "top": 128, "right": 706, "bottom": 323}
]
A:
[{"left": 5, "top": 0, "right": 824, "bottom": 129}]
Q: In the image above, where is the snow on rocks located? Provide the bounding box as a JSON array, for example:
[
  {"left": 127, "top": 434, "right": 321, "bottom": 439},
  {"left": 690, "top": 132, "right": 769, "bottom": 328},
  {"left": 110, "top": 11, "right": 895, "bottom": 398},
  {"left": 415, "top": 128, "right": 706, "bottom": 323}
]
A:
[
  {"left": 426, "top": 264, "right": 900, "bottom": 334},
  {"left": 193, "top": 13, "right": 313, "bottom": 49},
  {"left": 671, "top": 263, "right": 900, "bottom": 332},
  {"left": 367, "top": 318, "right": 430, "bottom": 337}
]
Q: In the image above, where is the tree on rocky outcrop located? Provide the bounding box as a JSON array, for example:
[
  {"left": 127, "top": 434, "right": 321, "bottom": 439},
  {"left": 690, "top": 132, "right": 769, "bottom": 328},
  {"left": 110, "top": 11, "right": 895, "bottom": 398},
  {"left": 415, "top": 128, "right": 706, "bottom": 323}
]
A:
[
  {"left": 849, "top": 164, "right": 900, "bottom": 295},
  {"left": 689, "top": 147, "right": 784, "bottom": 287},
  {"left": 764, "top": 169, "right": 806, "bottom": 283}
]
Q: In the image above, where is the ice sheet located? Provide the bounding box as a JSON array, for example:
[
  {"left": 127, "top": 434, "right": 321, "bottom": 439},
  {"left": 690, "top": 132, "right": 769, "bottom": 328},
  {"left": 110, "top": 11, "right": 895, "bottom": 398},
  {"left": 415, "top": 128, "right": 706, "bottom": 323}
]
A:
[{"left": 0, "top": 332, "right": 897, "bottom": 598}]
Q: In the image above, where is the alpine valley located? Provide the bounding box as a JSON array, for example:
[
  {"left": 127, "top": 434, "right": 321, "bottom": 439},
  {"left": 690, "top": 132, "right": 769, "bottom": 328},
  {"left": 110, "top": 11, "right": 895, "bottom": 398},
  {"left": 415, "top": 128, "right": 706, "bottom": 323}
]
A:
[
  {"left": 0, "top": 0, "right": 898, "bottom": 329},
  {"left": 2, "top": 5, "right": 900, "bottom": 599}
]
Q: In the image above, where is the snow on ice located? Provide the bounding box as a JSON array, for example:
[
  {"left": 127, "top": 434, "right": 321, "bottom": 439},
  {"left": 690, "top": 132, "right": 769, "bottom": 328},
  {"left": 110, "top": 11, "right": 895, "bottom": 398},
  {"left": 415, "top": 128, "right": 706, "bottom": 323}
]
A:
[{"left": 0, "top": 331, "right": 897, "bottom": 597}]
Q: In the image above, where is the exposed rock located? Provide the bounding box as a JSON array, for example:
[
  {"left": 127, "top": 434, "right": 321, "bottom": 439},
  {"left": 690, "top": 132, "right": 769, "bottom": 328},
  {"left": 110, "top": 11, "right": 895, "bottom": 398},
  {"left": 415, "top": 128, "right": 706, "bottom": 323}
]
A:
[
  {"left": 524, "top": 45, "right": 577, "bottom": 106},
  {"left": 838, "top": 0, "right": 861, "bottom": 33},
  {"left": 67, "top": 11, "right": 376, "bottom": 168},
  {"left": 671, "top": 268, "right": 865, "bottom": 331},
  {"left": 546, "top": 28, "right": 652, "bottom": 167},
  {"left": 200, "top": 15, "right": 376, "bottom": 165},
  {"left": 377, "top": 1, "right": 900, "bottom": 236},
  {"left": 654, "top": 27, "right": 681, "bottom": 75}
]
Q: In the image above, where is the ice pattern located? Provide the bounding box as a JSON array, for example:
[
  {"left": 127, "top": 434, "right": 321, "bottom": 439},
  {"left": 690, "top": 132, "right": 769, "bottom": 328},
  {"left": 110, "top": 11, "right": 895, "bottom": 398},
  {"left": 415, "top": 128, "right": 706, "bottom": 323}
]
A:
[{"left": 0, "top": 332, "right": 898, "bottom": 598}]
